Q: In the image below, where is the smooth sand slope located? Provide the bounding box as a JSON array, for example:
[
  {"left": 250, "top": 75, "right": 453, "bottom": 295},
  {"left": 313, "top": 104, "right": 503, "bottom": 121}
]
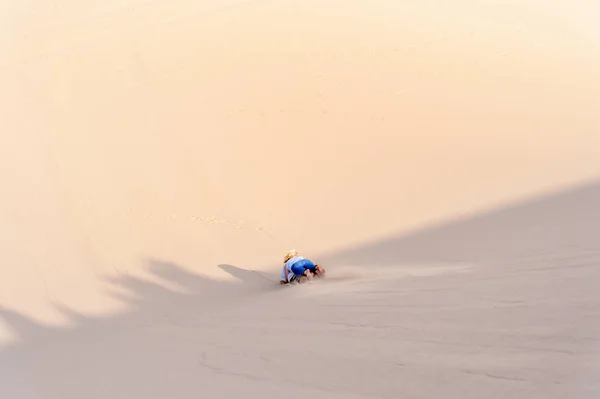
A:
[{"left": 1, "top": 1, "right": 600, "bottom": 398}]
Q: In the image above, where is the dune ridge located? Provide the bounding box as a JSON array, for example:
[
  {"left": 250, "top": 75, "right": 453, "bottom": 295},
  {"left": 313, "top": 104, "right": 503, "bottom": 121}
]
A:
[{"left": 1, "top": 0, "right": 599, "bottom": 397}]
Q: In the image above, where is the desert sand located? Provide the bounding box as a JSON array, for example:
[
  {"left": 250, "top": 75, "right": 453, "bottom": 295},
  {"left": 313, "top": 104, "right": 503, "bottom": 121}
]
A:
[{"left": 1, "top": 0, "right": 599, "bottom": 397}]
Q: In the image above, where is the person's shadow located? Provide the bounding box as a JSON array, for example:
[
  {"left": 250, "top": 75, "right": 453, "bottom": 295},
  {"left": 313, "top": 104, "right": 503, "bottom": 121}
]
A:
[{"left": 218, "top": 264, "right": 278, "bottom": 288}]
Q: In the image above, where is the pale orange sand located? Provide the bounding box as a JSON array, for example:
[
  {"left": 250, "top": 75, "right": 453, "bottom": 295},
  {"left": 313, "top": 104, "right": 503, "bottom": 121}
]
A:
[{"left": 1, "top": 1, "right": 599, "bottom": 398}]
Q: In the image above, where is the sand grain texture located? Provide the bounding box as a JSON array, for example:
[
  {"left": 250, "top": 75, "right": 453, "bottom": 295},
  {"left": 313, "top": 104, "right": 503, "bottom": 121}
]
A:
[{"left": 1, "top": 0, "right": 600, "bottom": 398}]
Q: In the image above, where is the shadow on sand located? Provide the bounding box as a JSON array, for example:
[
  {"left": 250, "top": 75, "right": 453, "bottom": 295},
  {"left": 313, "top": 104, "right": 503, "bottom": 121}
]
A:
[
  {"left": 0, "top": 260, "right": 286, "bottom": 399},
  {"left": 321, "top": 179, "right": 600, "bottom": 267},
  {"left": 1, "top": 179, "right": 600, "bottom": 398},
  {"left": 218, "top": 264, "right": 277, "bottom": 287}
]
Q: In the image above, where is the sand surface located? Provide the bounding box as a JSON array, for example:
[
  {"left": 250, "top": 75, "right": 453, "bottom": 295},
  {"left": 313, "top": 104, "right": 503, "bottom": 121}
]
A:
[{"left": 1, "top": 0, "right": 600, "bottom": 397}]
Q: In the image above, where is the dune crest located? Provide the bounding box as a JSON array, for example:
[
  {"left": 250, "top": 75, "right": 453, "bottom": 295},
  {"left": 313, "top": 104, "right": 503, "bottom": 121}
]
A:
[{"left": 1, "top": 1, "right": 599, "bottom": 397}]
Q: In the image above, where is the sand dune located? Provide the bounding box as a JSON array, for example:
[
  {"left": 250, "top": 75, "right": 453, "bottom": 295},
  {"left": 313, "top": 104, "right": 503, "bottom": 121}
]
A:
[{"left": 1, "top": 0, "right": 599, "bottom": 397}]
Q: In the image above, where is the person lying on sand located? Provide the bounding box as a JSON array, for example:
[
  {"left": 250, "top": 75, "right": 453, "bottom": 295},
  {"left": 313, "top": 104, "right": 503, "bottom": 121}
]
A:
[{"left": 280, "top": 249, "right": 325, "bottom": 284}]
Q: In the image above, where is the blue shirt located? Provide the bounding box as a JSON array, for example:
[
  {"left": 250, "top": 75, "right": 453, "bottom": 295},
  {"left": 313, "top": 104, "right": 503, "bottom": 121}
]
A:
[{"left": 281, "top": 256, "right": 305, "bottom": 282}]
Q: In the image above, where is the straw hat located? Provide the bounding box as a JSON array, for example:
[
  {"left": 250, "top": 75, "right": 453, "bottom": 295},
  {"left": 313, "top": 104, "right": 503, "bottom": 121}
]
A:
[{"left": 283, "top": 249, "right": 299, "bottom": 263}]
